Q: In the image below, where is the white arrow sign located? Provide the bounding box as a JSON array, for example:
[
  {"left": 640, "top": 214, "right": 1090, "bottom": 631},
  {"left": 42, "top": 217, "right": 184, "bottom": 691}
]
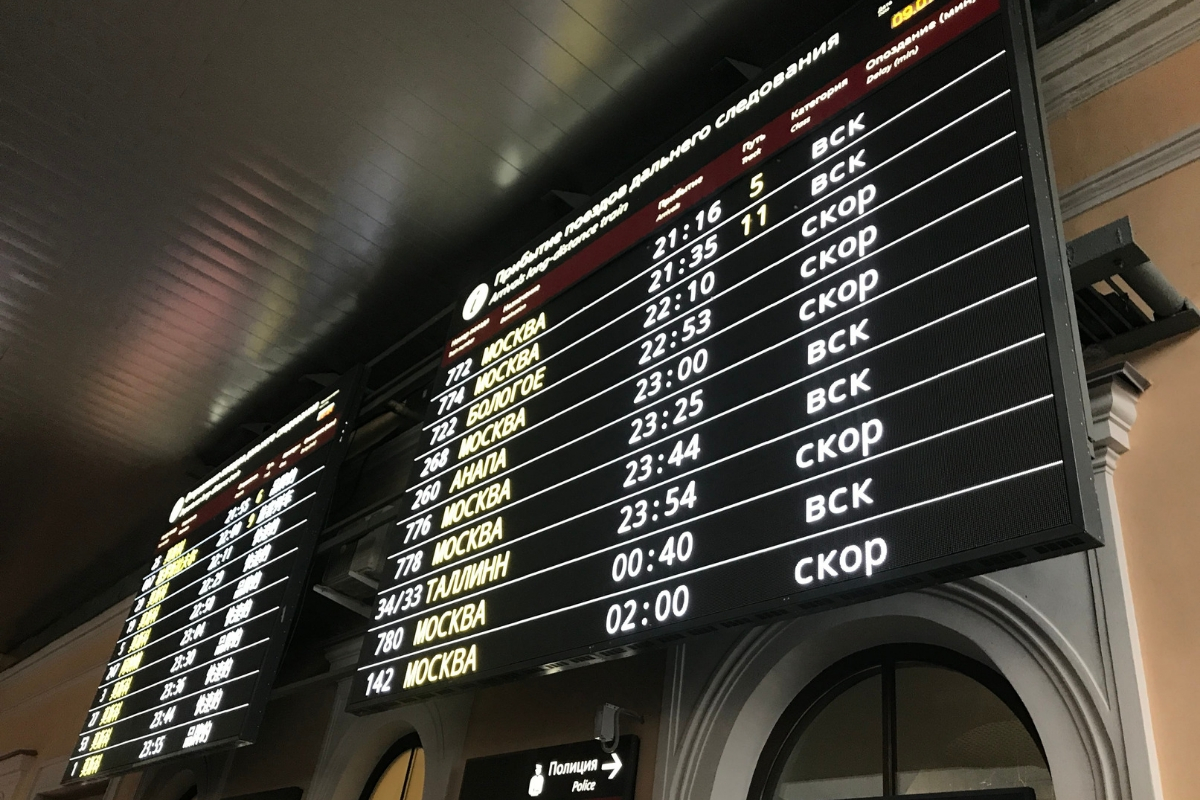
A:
[{"left": 601, "top": 754, "right": 622, "bottom": 780}]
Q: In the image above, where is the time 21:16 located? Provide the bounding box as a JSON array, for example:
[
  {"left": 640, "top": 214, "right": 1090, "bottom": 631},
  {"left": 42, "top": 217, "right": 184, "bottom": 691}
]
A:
[{"left": 651, "top": 201, "right": 723, "bottom": 259}]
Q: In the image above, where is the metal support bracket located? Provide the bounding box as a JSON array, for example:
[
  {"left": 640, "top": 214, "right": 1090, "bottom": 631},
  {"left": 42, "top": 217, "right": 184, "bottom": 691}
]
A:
[
  {"left": 312, "top": 584, "right": 373, "bottom": 618},
  {"left": 595, "top": 703, "right": 643, "bottom": 754},
  {"left": 1067, "top": 216, "right": 1199, "bottom": 361}
]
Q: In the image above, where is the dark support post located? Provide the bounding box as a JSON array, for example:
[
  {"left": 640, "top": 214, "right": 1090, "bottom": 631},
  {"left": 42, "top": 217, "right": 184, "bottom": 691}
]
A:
[{"left": 882, "top": 661, "right": 898, "bottom": 796}]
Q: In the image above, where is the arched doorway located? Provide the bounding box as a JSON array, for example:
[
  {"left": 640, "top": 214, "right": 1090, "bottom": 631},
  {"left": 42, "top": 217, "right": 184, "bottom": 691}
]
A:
[
  {"left": 749, "top": 645, "right": 1052, "bottom": 799},
  {"left": 359, "top": 734, "right": 425, "bottom": 800}
]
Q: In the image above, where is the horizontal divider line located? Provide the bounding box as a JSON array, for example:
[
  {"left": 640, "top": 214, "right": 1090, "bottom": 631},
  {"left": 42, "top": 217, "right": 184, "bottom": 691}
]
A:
[
  {"left": 404, "top": 124, "right": 1021, "bottom": 510},
  {"left": 364, "top": 458, "right": 1064, "bottom": 668},
  {"left": 423, "top": 91, "right": 1014, "bottom": 445},
  {"left": 387, "top": 219, "right": 1029, "bottom": 564},
  {"left": 100, "top": 572, "right": 289, "bottom": 688},
  {"left": 414, "top": 91, "right": 1015, "bottom": 465},
  {"left": 429, "top": 49, "right": 1008, "bottom": 405},
  {"left": 112, "top": 540, "right": 301, "bottom": 650},
  {"left": 80, "top": 667, "right": 259, "bottom": 738},
  {"left": 377, "top": 323, "right": 1043, "bottom": 601},
  {"left": 369, "top": 336, "right": 1047, "bottom": 631},
  {"left": 69, "top": 701, "right": 253, "bottom": 760},
  {"left": 402, "top": 191, "right": 1027, "bottom": 544},
  {"left": 91, "top": 607, "right": 282, "bottom": 708},
  {"left": 122, "top": 510, "right": 310, "bottom": 629},
  {"left": 128, "top": 465, "right": 323, "bottom": 606}
]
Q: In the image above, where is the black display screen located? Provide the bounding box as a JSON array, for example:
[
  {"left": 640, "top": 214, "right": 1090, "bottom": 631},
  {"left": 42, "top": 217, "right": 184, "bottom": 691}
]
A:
[
  {"left": 65, "top": 372, "right": 363, "bottom": 782},
  {"left": 349, "top": 0, "right": 1099, "bottom": 711}
]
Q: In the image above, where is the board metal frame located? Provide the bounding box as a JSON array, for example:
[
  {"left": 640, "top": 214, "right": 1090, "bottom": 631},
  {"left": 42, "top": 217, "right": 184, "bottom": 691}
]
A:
[{"left": 349, "top": 0, "right": 1100, "bottom": 711}]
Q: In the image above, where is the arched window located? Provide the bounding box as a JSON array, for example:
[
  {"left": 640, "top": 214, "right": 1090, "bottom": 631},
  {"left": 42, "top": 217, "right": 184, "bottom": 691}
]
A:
[
  {"left": 359, "top": 734, "right": 424, "bottom": 800},
  {"left": 750, "top": 645, "right": 1052, "bottom": 799}
]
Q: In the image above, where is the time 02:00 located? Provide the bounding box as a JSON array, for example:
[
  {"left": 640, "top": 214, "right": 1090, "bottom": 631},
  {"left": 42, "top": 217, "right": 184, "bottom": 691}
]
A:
[{"left": 605, "top": 584, "right": 690, "bottom": 635}]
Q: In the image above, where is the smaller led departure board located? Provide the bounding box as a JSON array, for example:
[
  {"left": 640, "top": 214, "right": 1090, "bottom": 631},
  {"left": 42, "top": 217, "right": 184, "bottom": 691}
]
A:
[{"left": 64, "top": 371, "right": 363, "bottom": 783}]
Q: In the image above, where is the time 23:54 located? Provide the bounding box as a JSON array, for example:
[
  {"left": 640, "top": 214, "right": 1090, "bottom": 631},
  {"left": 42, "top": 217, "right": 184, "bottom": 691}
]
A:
[{"left": 618, "top": 481, "right": 698, "bottom": 533}]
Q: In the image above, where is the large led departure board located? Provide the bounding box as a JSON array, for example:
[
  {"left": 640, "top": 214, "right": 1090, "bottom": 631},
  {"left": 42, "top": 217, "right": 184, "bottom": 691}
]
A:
[
  {"left": 350, "top": 0, "right": 1100, "bottom": 710},
  {"left": 65, "top": 371, "right": 363, "bottom": 782}
]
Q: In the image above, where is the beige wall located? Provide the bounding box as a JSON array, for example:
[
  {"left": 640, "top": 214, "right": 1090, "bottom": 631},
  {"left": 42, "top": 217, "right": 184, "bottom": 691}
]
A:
[
  {"left": 0, "top": 603, "right": 126, "bottom": 798},
  {"left": 0, "top": 606, "right": 664, "bottom": 800},
  {"left": 0, "top": 600, "right": 337, "bottom": 800},
  {"left": 1049, "top": 38, "right": 1200, "bottom": 800}
]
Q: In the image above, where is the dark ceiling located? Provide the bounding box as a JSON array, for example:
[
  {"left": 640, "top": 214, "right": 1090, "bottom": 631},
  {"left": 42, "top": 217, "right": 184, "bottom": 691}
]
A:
[{"left": 0, "top": 0, "right": 1092, "bottom": 658}]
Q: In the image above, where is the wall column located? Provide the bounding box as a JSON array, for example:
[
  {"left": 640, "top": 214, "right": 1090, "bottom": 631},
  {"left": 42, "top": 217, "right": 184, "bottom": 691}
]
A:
[{"left": 1086, "top": 363, "right": 1161, "bottom": 800}]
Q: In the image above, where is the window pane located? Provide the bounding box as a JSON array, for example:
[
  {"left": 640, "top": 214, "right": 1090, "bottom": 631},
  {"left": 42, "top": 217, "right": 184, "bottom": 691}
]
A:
[
  {"left": 895, "top": 664, "right": 1052, "bottom": 798},
  {"left": 773, "top": 671, "right": 883, "bottom": 800},
  {"left": 405, "top": 748, "right": 425, "bottom": 800}
]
